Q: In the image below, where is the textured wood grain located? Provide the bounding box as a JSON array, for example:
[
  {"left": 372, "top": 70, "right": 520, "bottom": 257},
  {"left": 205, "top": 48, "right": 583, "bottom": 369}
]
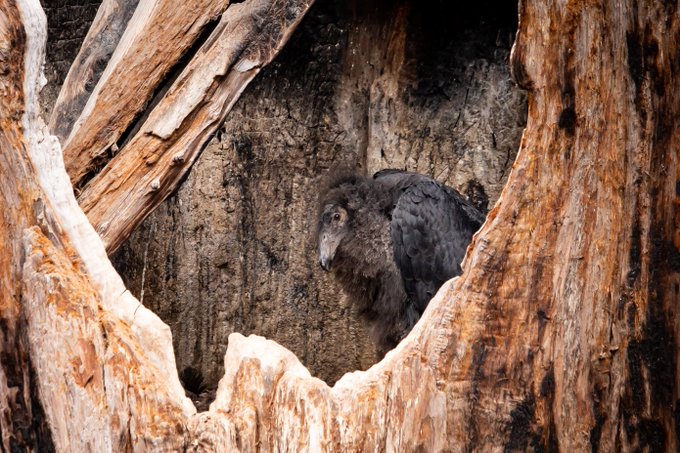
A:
[
  {"left": 47, "top": 0, "right": 139, "bottom": 143},
  {"left": 76, "top": 0, "right": 315, "bottom": 253},
  {"left": 2, "top": 0, "right": 679, "bottom": 450},
  {"left": 110, "top": 0, "right": 525, "bottom": 388},
  {"left": 0, "top": 1, "right": 54, "bottom": 448},
  {"left": 23, "top": 228, "right": 190, "bottom": 451},
  {"left": 56, "top": 0, "right": 231, "bottom": 186},
  {"left": 2, "top": 0, "right": 193, "bottom": 450},
  {"left": 184, "top": 1, "right": 680, "bottom": 450}
]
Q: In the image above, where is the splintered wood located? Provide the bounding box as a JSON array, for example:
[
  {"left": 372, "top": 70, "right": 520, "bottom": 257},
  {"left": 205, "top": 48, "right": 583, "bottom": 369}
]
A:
[
  {"left": 52, "top": 0, "right": 232, "bottom": 176},
  {"left": 2, "top": 0, "right": 192, "bottom": 450}
]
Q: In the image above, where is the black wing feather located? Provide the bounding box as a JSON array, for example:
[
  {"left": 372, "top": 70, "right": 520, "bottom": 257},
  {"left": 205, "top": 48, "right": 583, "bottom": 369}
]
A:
[{"left": 386, "top": 174, "right": 483, "bottom": 312}]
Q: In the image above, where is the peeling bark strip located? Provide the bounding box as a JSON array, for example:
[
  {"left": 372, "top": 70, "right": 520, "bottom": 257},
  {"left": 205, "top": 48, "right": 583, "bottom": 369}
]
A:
[
  {"left": 60, "top": 0, "right": 315, "bottom": 253},
  {"left": 3, "top": 0, "right": 680, "bottom": 451}
]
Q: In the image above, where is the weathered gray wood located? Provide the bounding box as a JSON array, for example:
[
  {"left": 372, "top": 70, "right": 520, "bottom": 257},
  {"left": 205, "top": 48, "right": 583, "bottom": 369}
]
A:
[{"left": 48, "top": 0, "right": 140, "bottom": 143}]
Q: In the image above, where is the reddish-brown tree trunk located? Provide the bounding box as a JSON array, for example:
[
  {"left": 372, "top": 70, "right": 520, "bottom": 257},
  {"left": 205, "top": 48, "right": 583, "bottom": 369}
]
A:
[{"left": 1, "top": 0, "right": 678, "bottom": 451}]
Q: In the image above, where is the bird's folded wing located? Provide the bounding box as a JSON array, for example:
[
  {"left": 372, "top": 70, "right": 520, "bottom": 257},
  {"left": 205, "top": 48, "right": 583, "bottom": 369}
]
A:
[{"left": 390, "top": 180, "right": 482, "bottom": 311}]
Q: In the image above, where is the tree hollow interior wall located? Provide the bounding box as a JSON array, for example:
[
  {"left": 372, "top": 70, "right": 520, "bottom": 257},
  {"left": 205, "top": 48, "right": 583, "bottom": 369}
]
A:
[{"left": 41, "top": 0, "right": 526, "bottom": 390}]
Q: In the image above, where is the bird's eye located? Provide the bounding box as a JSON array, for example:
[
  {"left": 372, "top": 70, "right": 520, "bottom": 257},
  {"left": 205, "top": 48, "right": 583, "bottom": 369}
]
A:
[{"left": 333, "top": 213, "right": 341, "bottom": 221}]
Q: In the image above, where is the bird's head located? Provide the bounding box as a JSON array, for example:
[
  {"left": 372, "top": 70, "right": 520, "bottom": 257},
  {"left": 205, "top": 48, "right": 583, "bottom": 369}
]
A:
[
  {"left": 316, "top": 165, "right": 365, "bottom": 272},
  {"left": 317, "top": 203, "right": 350, "bottom": 272}
]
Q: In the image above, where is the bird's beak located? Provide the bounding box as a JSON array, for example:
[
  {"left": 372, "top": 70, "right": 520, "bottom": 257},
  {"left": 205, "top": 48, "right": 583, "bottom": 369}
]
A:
[
  {"left": 319, "top": 255, "right": 332, "bottom": 272},
  {"left": 318, "top": 233, "right": 336, "bottom": 272}
]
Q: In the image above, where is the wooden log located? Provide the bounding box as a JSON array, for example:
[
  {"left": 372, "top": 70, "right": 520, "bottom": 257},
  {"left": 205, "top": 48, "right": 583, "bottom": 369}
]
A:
[
  {"left": 54, "top": 0, "right": 232, "bottom": 186},
  {"left": 1, "top": 0, "right": 192, "bottom": 449},
  {"left": 48, "top": 0, "right": 140, "bottom": 143},
  {"left": 76, "top": 0, "right": 315, "bottom": 253},
  {"left": 0, "top": 1, "right": 53, "bottom": 447}
]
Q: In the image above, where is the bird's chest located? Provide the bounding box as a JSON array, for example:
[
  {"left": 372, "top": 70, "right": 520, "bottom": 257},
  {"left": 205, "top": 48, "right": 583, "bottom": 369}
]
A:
[
  {"left": 334, "top": 229, "right": 402, "bottom": 296},
  {"left": 345, "top": 221, "right": 395, "bottom": 276}
]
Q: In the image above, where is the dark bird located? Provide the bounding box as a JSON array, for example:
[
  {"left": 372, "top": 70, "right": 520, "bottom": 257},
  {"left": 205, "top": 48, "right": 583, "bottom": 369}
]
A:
[{"left": 317, "top": 168, "right": 485, "bottom": 355}]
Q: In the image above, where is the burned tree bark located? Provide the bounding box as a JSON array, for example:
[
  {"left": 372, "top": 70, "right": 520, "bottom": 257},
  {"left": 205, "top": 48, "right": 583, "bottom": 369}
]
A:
[{"left": 2, "top": 0, "right": 679, "bottom": 452}]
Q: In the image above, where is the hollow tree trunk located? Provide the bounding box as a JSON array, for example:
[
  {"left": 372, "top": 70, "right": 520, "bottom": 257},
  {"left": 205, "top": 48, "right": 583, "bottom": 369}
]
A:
[
  {"left": 2, "top": 0, "right": 679, "bottom": 452},
  {"left": 1, "top": 1, "right": 192, "bottom": 450},
  {"left": 111, "top": 0, "right": 527, "bottom": 388}
]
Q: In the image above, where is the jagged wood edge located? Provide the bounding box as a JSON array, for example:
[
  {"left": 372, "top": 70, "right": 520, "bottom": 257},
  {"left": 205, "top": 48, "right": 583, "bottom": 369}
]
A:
[
  {"left": 4, "top": 0, "right": 194, "bottom": 450},
  {"left": 6, "top": 0, "right": 679, "bottom": 451}
]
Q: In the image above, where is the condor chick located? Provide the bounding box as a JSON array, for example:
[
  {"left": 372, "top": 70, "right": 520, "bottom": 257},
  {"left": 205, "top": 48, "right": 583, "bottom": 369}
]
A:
[{"left": 317, "top": 169, "right": 484, "bottom": 355}]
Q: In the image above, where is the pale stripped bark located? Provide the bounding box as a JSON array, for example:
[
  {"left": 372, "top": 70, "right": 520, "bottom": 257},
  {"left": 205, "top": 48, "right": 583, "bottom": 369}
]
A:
[
  {"left": 1, "top": 1, "right": 192, "bottom": 450},
  {"left": 1, "top": 0, "right": 679, "bottom": 452}
]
